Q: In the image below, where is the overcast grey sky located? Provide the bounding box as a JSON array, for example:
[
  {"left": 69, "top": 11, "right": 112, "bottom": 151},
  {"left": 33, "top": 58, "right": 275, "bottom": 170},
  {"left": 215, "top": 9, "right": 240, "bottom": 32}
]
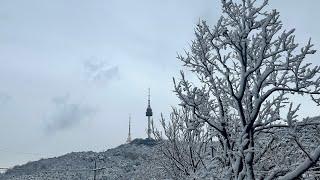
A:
[{"left": 0, "top": 0, "right": 319, "bottom": 168}]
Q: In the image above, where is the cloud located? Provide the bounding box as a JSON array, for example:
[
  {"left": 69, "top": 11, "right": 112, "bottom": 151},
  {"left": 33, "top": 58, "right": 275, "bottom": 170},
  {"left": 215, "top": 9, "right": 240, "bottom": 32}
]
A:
[
  {"left": 0, "top": 92, "right": 12, "bottom": 106},
  {"left": 45, "top": 94, "right": 96, "bottom": 134},
  {"left": 84, "top": 59, "right": 120, "bottom": 84}
]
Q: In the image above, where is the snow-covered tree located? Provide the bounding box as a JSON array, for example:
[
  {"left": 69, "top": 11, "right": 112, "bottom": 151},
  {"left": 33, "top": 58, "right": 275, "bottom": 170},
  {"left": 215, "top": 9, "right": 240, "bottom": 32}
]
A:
[{"left": 162, "top": 0, "right": 320, "bottom": 179}]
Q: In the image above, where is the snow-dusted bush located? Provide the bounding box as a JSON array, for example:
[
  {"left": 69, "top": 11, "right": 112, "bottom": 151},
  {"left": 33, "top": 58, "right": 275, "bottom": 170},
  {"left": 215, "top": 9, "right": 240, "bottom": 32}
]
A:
[{"left": 154, "top": 107, "right": 212, "bottom": 179}]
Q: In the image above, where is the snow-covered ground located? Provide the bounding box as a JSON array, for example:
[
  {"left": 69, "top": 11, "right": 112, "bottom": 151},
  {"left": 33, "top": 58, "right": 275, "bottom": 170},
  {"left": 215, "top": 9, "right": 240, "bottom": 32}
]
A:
[{"left": 0, "top": 139, "right": 167, "bottom": 180}]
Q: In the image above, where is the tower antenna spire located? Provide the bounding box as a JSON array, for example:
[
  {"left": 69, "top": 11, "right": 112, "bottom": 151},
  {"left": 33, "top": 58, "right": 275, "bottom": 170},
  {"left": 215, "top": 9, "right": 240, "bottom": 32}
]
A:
[{"left": 148, "top": 88, "right": 151, "bottom": 107}]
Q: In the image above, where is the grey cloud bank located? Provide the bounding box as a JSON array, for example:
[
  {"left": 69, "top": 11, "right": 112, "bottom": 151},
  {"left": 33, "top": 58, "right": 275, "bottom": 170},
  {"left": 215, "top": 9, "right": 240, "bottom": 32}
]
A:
[
  {"left": 45, "top": 94, "right": 97, "bottom": 134},
  {"left": 84, "top": 59, "right": 120, "bottom": 84},
  {"left": 0, "top": 92, "right": 11, "bottom": 105}
]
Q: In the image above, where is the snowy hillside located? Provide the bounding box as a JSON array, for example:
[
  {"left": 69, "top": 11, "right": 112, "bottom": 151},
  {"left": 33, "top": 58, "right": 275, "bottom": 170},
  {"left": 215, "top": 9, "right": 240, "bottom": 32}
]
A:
[{"left": 0, "top": 139, "right": 167, "bottom": 180}]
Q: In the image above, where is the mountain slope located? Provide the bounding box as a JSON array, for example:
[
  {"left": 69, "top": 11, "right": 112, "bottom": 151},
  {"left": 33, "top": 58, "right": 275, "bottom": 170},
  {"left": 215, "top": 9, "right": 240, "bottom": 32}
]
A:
[{"left": 0, "top": 139, "right": 167, "bottom": 180}]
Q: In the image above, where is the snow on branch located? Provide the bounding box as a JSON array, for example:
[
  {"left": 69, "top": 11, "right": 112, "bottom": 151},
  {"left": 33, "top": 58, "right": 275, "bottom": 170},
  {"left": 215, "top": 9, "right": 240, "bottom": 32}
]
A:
[{"left": 159, "top": 0, "right": 320, "bottom": 179}]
